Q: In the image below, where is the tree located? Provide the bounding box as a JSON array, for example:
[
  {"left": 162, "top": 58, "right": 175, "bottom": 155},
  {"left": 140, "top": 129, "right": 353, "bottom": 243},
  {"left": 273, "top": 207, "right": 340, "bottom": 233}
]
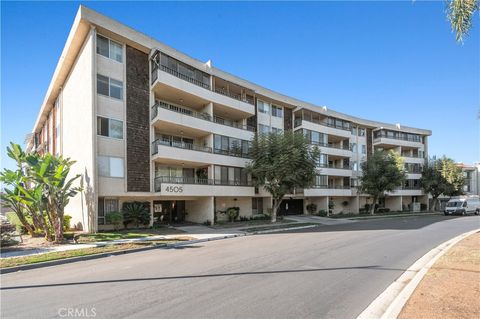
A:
[
  {"left": 439, "top": 156, "right": 465, "bottom": 196},
  {"left": 421, "top": 160, "right": 447, "bottom": 212},
  {"left": 247, "top": 131, "right": 320, "bottom": 222},
  {"left": 447, "top": 0, "right": 479, "bottom": 42},
  {"left": 0, "top": 143, "right": 82, "bottom": 243},
  {"left": 27, "top": 154, "right": 82, "bottom": 243},
  {"left": 359, "top": 151, "right": 406, "bottom": 215},
  {"left": 421, "top": 156, "right": 465, "bottom": 211}
]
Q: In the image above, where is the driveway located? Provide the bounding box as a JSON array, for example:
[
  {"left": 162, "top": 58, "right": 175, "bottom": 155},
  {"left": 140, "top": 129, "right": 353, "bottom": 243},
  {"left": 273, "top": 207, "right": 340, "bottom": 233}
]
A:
[{"left": 1, "top": 215, "right": 479, "bottom": 319}]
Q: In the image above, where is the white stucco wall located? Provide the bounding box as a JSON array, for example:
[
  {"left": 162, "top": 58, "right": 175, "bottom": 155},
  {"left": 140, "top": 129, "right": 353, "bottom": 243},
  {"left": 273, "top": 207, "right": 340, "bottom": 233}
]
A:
[
  {"left": 61, "top": 30, "right": 96, "bottom": 232},
  {"left": 185, "top": 197, "right": 214, "bottom": 224}
]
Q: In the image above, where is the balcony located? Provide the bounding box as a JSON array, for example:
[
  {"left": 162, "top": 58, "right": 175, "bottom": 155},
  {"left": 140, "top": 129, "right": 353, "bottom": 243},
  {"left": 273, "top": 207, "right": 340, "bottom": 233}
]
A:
[
  {"left": 151, "top": 139, "right": 251, "bottom": 167},
  {"left": 154, "top": 176, "right": 254, "bottom": 196},
  {"left": 151, "top": 101, "right": 255, "bottom": 140},
  {"left": 304, "top": 185, "right": 352, "bottom": 197},
  {"left": 151, "top": 52, "right": 255, "bottom": 116},
  {"left": 317, "top": 164, "right": 353, "bottom": 177},
  {"left": 295, "top": 119, "right": 352, "bottom": 139},
  {"left": 373, "top": 132, "right": 424, "bottom": 148},
  {"left": 311, "top": 141, "right": 352, "bottom": 157}
]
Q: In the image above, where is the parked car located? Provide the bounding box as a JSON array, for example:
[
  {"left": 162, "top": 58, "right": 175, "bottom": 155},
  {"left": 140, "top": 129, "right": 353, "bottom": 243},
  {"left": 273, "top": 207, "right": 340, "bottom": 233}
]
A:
[{"left": 444, "top": 196, "right": 480, "bottom": 216}]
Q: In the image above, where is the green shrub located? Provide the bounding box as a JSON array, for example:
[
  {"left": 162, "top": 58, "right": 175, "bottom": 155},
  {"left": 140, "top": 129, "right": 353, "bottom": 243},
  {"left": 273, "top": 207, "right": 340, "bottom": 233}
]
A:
[
  {"left": 106, "top": 211, "right": 123, "bottom": 230},
  {"left": 63, "top": 215, "right": 72, "bottom": 231},
  {"left": 239, "top": 216, "right": 249, "bottom": 221},
  {"left": 6, "top": 212, "right": 31, "bottom": 234},
  {"left": 306, "top": 203, "right": 317, "bottom": 215},
  {"left": 251, "top": 214, "right": 270, "bottom": 220},
  {"left": 377, "top": 208, "right": 391, "bottom": 213},
  {"left": 0, "top": 223, "right": 18, "bottom": 247},
  {"left": 317, "top": 209, "right": 328, "bottom": 217},
  {"left": 122, "top": 202, "right": 151, "bottom": 229},
  {"left": 225, "top": 207, "right": 240, "bottom": 222},
  {"left": 203, "top": 220, "right": 212, "bottom": 226}
]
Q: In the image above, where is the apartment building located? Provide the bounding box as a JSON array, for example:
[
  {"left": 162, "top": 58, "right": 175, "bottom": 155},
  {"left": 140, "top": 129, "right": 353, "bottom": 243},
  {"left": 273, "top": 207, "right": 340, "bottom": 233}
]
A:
[
  {"left": 27, "top": 6, "right": 431, "bottom": 232},
  {"left": 458, "top": 163, "right": 480, "bottom": 196}
]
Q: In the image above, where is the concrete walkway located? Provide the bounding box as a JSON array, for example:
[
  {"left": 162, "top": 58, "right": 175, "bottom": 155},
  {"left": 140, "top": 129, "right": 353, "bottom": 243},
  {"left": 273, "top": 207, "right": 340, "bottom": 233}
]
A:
[{"left": 0, "top": 228, "right": 243, "bottom": 259}]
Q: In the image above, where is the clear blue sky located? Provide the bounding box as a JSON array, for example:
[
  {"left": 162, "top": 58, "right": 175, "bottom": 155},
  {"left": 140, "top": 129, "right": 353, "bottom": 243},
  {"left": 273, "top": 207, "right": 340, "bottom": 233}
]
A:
[{"left": 1, "top": 1, "right": 479, "bottom": 171}]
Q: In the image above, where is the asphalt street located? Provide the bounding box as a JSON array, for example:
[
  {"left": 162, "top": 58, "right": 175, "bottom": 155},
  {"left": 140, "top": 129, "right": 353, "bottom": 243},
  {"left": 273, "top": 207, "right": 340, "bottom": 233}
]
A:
[{"left": 1, "top": 215, "right": 479, "bottom": 319}]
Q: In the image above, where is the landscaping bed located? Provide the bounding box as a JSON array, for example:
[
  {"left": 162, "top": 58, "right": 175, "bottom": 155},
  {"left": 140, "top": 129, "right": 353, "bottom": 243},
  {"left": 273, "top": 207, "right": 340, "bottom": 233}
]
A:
[
  {"left": 75, "top": 227, "right": 184, "bottom": 243},
  {"left": 327, "top": 211, "right": 436, "bottom": 219},
  {"left": 0, "top": 239, "right": 184, "bottom": 269}
]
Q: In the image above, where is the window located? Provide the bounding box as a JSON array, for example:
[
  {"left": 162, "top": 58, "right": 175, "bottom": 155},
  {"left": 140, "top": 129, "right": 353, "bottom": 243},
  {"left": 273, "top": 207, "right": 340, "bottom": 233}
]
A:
[
  {"left": 358, "top": 128, "right": 366, "bottom": 136},
  {"left": 361, "top": 144, "right": 366, "bottom": 154},
  {"left": 259, "top": 124, "right": 271, "bottom": 134},
  {"left": 214, "top": 165, "right": 249, "bottom": 185},
  {"left": 272, "top": 105, "right": 283, "bottom": 118},
  {"left": 214, "top": 134, "right": 250, "bottom": 156},
  {"left": 315, "top": 175, "right": 327, "bottom": 187},
  {"left": 97, "top": 197, "right": 119, "bottom": 225},
  {"left": 272, "top": 127, "right": 283, "bottom": 134},
  {"left": 97, "top": 74, "right": 123, "bottom": 100},
  {"left": 96, "top": 35, "right": 123, "bottom": 62},
  {"left": 318, "top": 154, "right": 328, "bottom": 167},
  {"left": 98, "top": 156, "right": 124, "bottom": 178},
  {"left": 353, "top": 161, "right": 358, "bottom": 171},
  {"left": 257, "top": 100, "right": 269, "bottom": 114},
  {"left": 351, "top": 126, "right": 357, "bottom": 136},
  {"left": 351, "top": 143, "right": 357, "bottom": 152},
  {"left": 97, "top": 117, "right": 123, "bottom": 139}
]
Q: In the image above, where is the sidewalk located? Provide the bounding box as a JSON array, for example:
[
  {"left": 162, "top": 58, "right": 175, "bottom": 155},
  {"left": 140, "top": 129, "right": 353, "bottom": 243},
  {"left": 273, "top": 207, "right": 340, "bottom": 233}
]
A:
[{"left": 398, "top": 232, "right": 480, "bottom": 319}]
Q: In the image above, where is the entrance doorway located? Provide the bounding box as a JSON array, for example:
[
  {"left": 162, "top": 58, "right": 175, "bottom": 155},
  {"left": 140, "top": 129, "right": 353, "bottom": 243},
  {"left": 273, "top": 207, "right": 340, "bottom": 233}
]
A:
[
  {"left": 153, "top": 200, "right": 186, "bottom": 224},
  {"left": 278, "top": 199, "right": 304, "bottom": 215}
]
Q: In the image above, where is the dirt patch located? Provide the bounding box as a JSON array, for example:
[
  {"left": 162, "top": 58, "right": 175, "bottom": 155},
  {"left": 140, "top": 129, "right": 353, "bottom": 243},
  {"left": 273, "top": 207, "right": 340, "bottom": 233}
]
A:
[{"left": 398, "top": 232, "right": 480, "bottom": 319}]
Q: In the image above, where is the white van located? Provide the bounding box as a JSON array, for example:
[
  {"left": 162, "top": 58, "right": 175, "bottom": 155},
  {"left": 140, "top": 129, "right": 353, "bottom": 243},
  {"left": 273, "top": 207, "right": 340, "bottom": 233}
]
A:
[{"left": 444, "top": 196, "right": 480, "bottom": 216}]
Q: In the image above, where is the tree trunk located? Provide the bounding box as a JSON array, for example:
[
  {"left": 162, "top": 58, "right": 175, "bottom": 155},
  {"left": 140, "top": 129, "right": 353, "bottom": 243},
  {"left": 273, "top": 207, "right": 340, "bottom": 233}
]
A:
[
  {"left": 15, "top": 211, "right": 35, "bottom": 236},
  {"left": 429, "top": 197, "right": 438, "bottom": 212},
  {"left": 271, "top": 198, "right": 283, "bottom": 223},
  {"left": 370, "top": 197, "right": 377, "bottom": 215}
]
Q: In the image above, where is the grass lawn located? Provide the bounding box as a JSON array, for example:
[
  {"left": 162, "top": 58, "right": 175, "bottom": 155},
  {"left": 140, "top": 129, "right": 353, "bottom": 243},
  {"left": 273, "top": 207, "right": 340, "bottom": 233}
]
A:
[
  {"left": 0, "top": 239, "right": 183, "bottom": 269},
  {"left": 75, "top": 227, "right": 184, "bottom": 243},
  {"left": 242, "top": 222, "right": 320, "bottom": 233},
  {"left": 213, "top": 218, "right": 295, "bottom": 229}
]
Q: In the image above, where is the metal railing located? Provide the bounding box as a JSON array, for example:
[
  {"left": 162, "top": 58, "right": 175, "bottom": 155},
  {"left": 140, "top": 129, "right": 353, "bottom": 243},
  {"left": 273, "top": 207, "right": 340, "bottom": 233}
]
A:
[
  {"left": 213, "top": 148, "right": 251, "bottom": 159},
  {"left": 311, "top": 141, "right": 351, "bottom": 151},
  {"left": 317, "top": 163, "right": 353, "bottom": 170},
  {"left": 374, "top": 132, "right": 422, "bottom": 143},
  {"left": 311, "top": 185, "right": 352, "bottom": 189},
  {"left": 402, "top": 153, "right": 424, "bottom": 159},
  {"left": 151, "top": 138, "right": 212, "bottom": 155},
  {"left": 155, "top": 63, "right": 256, "bottom": 107},
  {"left": 158, "top": 64, "right": 211, "bottom": 90},
  {"left": 151, "top": 139, "right": 251, "bottom": 159},
  {"left": 293, "top": 118, "right": 351, "bottom": 131},
  {"left": 154, "top": 176, "right": 253, "bottom": 191},
  {"left": 151, "top": 101, "right": 255, "bottom": 132}
]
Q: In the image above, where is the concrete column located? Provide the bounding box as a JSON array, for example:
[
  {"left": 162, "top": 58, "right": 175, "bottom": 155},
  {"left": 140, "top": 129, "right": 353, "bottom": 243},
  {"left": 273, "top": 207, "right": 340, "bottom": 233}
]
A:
[{"left": 351, "top": 196, "right": 360, "bottom": 214}]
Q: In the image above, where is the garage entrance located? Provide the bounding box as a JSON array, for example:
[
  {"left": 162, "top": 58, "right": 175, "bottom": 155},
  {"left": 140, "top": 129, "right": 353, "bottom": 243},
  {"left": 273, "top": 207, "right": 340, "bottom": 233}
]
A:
[
  {"left": 278, "top": 199, "right": 304, "bottom": 215},
  {"left": 153, "top": 200, "right": 186, "bottom": 224}
]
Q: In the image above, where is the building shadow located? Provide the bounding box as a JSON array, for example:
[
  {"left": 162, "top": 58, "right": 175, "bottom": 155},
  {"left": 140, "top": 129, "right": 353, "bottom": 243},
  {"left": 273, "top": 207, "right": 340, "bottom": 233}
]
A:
[{"left": 1, "top": 264, "right": 408, "bottom": 291}]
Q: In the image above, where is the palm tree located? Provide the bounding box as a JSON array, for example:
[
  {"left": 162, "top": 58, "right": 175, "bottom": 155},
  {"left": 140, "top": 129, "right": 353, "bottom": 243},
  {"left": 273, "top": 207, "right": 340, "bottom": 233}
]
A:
[{"left": 447, "top": 0, "right": 479, "bottom": 42}]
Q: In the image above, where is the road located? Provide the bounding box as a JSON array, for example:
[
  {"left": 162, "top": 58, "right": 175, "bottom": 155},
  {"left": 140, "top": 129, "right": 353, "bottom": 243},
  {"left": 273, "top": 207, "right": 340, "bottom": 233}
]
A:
[{"left": 1, "top": 215, "right": 479, "bottom": 319}]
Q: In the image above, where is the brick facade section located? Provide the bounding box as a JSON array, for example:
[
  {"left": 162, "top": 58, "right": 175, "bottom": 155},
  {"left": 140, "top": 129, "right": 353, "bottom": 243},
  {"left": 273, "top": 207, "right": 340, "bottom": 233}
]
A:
[
  {"left": 283, "top": 107, "right": 293, "bottom": 131},
  {"left": 126, "top": 46, "right": 150, "bottom": 192}
]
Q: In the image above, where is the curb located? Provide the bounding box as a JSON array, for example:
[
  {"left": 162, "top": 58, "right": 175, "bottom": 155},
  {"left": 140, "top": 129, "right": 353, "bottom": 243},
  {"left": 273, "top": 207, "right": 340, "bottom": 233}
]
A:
[
  {"left": 247, "top": 224, "right": 320, "bottom": 234},
  {"left": 0, "top": 234, "right": 245, "bottom": 274},
  {"left": 0, "top": 224, "right": 320, "bottom": 274},
  {"left": 356, "top": 228, "right": 480, "bottom": 319}
]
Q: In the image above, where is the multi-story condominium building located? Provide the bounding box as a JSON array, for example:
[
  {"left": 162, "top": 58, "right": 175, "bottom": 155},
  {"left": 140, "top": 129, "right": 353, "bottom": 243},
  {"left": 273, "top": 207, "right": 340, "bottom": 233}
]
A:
[
  {"left": 27, "top": 6, "right": 431, "bottom": 232},
  {"left": 458, "top": 163, "right": 480, "bottom": 196}
]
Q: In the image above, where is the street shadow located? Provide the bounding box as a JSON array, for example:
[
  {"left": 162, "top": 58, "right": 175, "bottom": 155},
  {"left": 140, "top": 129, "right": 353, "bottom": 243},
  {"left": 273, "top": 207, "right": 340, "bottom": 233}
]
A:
[{"left": 1, "top": 264, "right": 407, "bottom": 291}]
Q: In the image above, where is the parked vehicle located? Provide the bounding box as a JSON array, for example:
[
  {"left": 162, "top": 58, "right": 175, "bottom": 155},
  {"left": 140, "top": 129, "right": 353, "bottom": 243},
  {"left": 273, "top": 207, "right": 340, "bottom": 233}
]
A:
[{"left": 444, "top": 196, "right": 480, "bottom": 216}]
